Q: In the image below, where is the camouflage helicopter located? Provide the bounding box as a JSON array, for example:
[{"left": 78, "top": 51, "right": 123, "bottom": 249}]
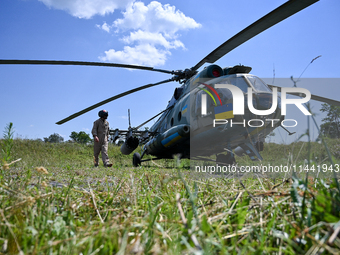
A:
[{"left": 1, "top": 0, "right": 340, "bottom": 167}]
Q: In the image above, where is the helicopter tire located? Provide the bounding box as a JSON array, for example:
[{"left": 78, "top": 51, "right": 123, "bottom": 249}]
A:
[
  {"left": 216, "top": 153, "right": 236, "bottom": 166},
  {"left": 133, "top": 152, "right": 141, "bottom": 167},
  {"left": 216, "top": 154, "right": 228, "bottom": 165},
  {"left": 226, "top": 153, "right": 236, "bottom": 165}
]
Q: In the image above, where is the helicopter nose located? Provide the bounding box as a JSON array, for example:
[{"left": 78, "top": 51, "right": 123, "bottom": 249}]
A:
[
  {"left": 247, "top": 92, "right": 281, "bottom": 119},
  {"left": 256, "top": 93, "right": 275, "bottom": 111}
]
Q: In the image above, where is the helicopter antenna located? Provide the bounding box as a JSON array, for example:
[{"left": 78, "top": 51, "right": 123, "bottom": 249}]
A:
[
  {"left": 289, "top": 55, "right": 324, "bottom": 143},
  {"left": 291, "top": 75, "right": 299, "bottom": 87},
  {"left": 298, "top": 55, "right": 321, "bottom": 80},
  {"left": 128, "top": 109, "right": 131, "bottom": 129},
  {"left": 285, "top": 56, "right": 321, "bottom": 137},
  {"left": 291, "top": 55, "right": 321, "bottom": 87}
]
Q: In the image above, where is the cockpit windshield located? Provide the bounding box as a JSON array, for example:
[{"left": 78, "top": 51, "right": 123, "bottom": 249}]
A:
[
  {"left": 216, "top": 75, "right": 250, "bottom": 93},
  {"left": 196, "top": 75, "right": 272, "bottom": 110},
  {"left": 246, "top": 75, "right": 271, "bottom": 92}
]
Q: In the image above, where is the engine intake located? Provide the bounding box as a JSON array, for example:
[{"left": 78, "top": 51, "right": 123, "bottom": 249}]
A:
[{"left": 120, "top": 136, "right": 139, "bottom": 155}]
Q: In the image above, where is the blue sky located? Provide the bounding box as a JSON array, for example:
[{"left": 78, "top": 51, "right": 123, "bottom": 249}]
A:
[{"left": 1, "top": 0, "right": 339, "bottom": 143}]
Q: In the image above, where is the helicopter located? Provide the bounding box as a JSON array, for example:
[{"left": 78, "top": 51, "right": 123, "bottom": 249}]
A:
[{"left": 1, "top": 0, "right": 340, "bottom": 168}]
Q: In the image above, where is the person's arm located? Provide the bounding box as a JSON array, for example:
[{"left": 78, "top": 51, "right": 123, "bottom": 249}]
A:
[
  {"left": 106, "top": 121, "right": 110, "bottom": 141},
  {"left": 92, "top": 120, "right": 99, "bottom": 142}
]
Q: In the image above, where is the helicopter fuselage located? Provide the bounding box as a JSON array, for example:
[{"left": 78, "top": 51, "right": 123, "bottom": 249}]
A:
[{"left": 143, "top": 64, "right": 282, "bottom": 161}]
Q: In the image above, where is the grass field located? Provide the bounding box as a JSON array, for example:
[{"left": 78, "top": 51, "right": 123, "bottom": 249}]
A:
[{"left": 1, "top": 138, "right": 340, "bottom": 254}]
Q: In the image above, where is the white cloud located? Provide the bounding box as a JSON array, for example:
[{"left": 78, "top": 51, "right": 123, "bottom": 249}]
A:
[
  {"left": 99, "top": 1, "right": 201, "bottom": 66},
  {"left": 113, "top": 1, "right": 201, "bottom": 34},
  {"left": 38, "top": 0, "right": 201, "bottom": 66},
  {"left": 100, "top": 44, "right": 170, "bottom": 66},
  {"left": 122, "top": 30, "right": 185, "bottom": 50},
  {"left": 38, "top": 0, "right": 133, "bottom": 19},
  {"left": 96, "top": 22, "right": 111, "bottom": 33}
]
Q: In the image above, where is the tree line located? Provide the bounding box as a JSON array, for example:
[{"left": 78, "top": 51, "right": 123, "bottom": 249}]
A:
[
  {"left": 43, "top": 131, "right": 92, "bottom": 144},
  {"left": 320, "top": 103, "right": 340, "bottom": 139}
]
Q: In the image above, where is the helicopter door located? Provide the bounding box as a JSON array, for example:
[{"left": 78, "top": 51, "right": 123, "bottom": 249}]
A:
[
  {"left": 191, "top": 89, "right": 215, "bottom": 131},
  {"left": 190, "top": 91, "right": 199, "bottom": 131}
]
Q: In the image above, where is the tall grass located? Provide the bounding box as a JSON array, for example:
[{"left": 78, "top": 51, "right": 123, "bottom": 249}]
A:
[
  {"left": 0, "top": 137, "right": 339, "bottom": 254},
  {"left": 1, "top": 122, "right": 14, "bottom": 164}
]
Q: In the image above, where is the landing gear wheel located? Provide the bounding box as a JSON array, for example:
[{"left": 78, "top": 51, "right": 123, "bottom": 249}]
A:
[
  {"left": 133, "top": 152, "right": 141, "bottom": 167},
  {"left": 225, "top": 153, "right": 236, "bottom": 165},
  {"left": 216, "top": 154, "right": 228, "bottom": 165},
  {"left": 216, "top": 153, "right": 236, "bottom": 165}
]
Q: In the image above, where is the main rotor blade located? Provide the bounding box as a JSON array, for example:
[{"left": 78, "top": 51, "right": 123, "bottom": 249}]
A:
[
  {"left": 56, "top": 78, "right": 174, "bottom": 125},
  {"left": 268, "top": 85, "right": 340, "bottom": 107},
  {"left": 0, "top": 59, "right": 174, "bottom": 74},
  {"left": 135, "top": 106, "right": 173, "bottom": 130},
  {"left": 192, "top": 0, "right": 319, "bottom": 71}
]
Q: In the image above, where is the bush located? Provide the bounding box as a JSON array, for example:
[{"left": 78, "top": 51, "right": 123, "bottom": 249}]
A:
[
  {"left": 43, "top": 133, "right": 64, "bottom": 143},
  {"left": 70, "top": 131, "right": 92, "bottom": 144}
]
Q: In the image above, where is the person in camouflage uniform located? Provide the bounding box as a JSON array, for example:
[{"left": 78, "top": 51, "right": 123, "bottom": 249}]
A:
[{"left": 92, "top": 110, "right": 113, "bottom": 167}]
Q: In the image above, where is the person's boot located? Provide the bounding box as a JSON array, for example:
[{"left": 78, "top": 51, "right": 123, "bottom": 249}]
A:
[{"left": 94, "top": 157, "right": 99, "bottom": 167}]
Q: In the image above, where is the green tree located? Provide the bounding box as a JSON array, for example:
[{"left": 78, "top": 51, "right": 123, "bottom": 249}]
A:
[
  {"left": 69, "top": 131, "right": 92, "bottom": 144},
  {"left": 320, "top": 103, "right": 340, "bottom": 138},
  {"left": 44, "top": 133, "right": 64, "bottom": 143}
]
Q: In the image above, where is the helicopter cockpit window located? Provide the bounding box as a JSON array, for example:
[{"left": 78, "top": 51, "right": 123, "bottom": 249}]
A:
[
  {"left": 215, "top": 85, "right": 233, "bottom": 102},
  {"left": 246, "top": 75, "right": 271, "bottom": 92},
  {"left": 195, "top": 89, "right": 216, "bottom": 115},
  {"left": 215, "top": 76, "right": 249, "bottom": 93}
]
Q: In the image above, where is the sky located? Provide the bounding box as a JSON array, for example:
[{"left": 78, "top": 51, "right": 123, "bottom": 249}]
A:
[{"left": 0, "top": 0, "right": 339, "bottom": 144}]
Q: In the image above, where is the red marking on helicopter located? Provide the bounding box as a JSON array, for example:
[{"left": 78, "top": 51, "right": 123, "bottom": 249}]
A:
[{"left": 201, "top": 83, "right": 223, "bottom": 106}]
